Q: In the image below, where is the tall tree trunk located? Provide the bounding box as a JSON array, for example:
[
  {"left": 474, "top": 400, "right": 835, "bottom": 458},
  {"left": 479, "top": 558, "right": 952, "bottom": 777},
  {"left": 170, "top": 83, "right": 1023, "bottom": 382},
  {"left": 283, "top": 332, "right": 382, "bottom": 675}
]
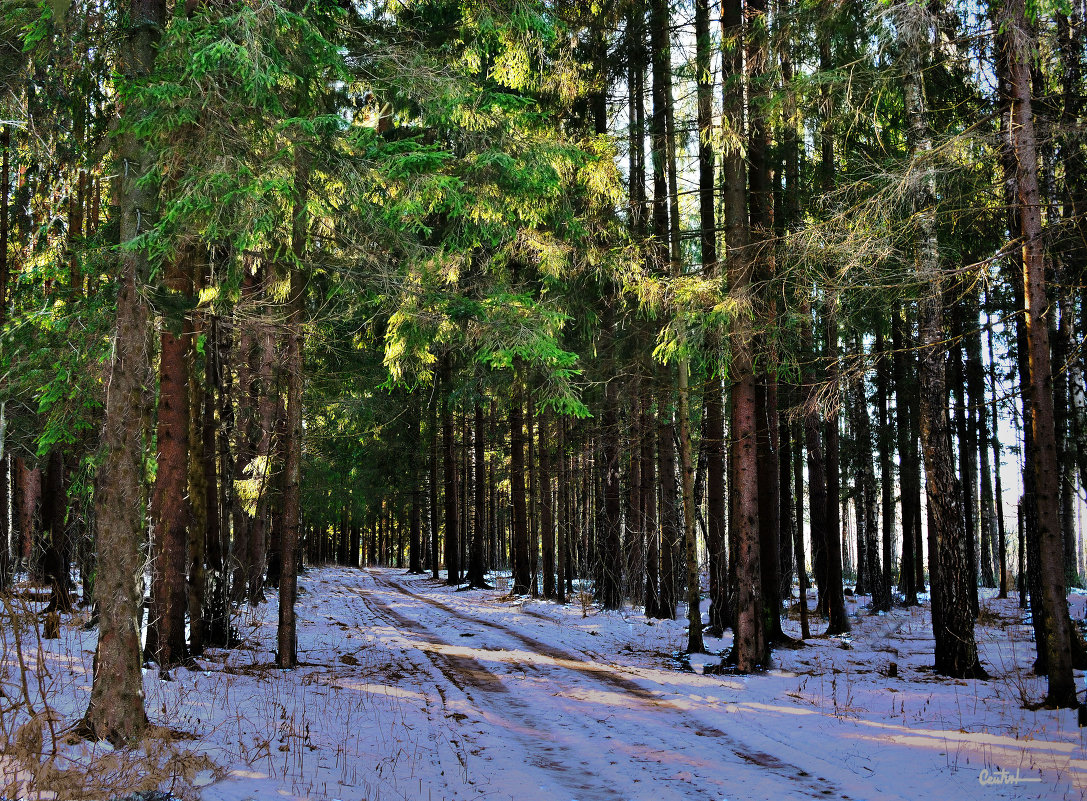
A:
[
  {"left": 1003, "top": 0, "right": 1077, "bottom": 706},
  {"left": 557, "top": 419, "right": 568, "bottom": 604},
  {"left": 248, "top": 280, "right": 276, "bottom": 603},
  {"left": 443, "top": 374, "right": 461, "bottom": 585},
  {"left": 900, "top": 0, "right": 984, "bottom": 679},
  {"left": 849, "top": 339, "right": 888, "bottom": 612},
  {"left": 886, "top": 306, "right": 913, "bottom": 599},
  {"left": 1054, "top": 297, "right": 1079, "bottom": 587},
  {"left": 778, "top": 389, "right": 794, "bottom": 610},
  {"left": 511, "top": 384, "right": 531, "bottom": 594},
  {"left": 748, "top": 0, "right": 785, "bottom": 646},
  {"left": 79, "top": 0, "right": 164, "bottom": 742},
  {"left": 429, "top": 397, "right": 440, "bottom": 579},
  {"left": 205, "top": 315, "right": 229, "bottom": 645},
  {"left": 823, "top": 303, "right": 849, "bottom": 635},
  {"left": 951, "top": 308, "right": 979, "bottom": 618},
  {"left": 973, "top": 313, "right": 998, "bottom": 589},
  {"left": 409, "top": 400, "right": 423, "bottom": 574},
  {"left": 875, "top": 329, "right": 895, "bottom": 600},
  {"left": 696, "top": 0, "right": 726, "bottom": 639},
  {"left": 722, "top": 0, "right": 763, "bottom": 667},
  {"left": 657, "top": 381, "right": 678, "bottom": 620},
  {"left": 792, "top": 416, "right": 811, "bottom": 638},
  {"left": 277, "top": 147, "right": 308, "bottom": 668},
  {"left": 148, "top": 245, "right": 193, "bottom": 667},
  {"left": 539, "top": 411, "right": 555, "bottom": 598},
  {"left": 230, "top": 270, "right": 256, "bottom": 602},
  {"left": 187, "top": 259, "right": 208, "bottom": 656},
  {"left": 527, "top": 404, "right": 539, "bottom": 596},
  {"left": 0, "top": 126, "right": 8, "bottom": 591},
  {"left": 42, "top": 449, "right": 71, "bottom": 616}
]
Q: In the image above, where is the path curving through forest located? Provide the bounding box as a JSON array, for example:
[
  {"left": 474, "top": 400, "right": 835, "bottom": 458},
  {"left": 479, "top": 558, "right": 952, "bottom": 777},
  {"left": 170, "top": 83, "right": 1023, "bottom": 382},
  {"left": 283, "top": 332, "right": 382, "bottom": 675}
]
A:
[{"left": 347, "top": 569, "right": 856, "bottom": 801}]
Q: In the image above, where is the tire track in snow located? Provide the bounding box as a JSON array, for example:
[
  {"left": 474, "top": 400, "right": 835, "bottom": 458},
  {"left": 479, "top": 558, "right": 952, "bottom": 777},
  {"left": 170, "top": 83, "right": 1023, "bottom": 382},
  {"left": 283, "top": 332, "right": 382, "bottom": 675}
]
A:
[
  {"left": 366, "top": 571, "right": 851, "bottom": 800},
  {"left": 348, "top": 580, "right": 633, "bottom": 800}
]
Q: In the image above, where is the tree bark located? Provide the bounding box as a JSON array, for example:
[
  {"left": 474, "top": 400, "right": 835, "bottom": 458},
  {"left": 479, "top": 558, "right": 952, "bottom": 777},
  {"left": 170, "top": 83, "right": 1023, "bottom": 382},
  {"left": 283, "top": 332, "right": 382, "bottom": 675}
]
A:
[
  {"left": 1003, "top": 0, "right": 1077, "bottom": 706},
  {"left": 79, "top": 0, "right": 164, "bottom": 743},
  {"left": 900, "top": 0, "right": 984, "bottom": 678},
  {"left": 148, "top": 244, "right": 192, "bottom": 667},
  {"left": 657, "top": 381, "right": 678, "bottom": 620},
  {"left": 511, "top": 384, "right": 531, "bottom": 594},
  {"left": 443, "top": 372, "right": 461, "bottom": 585},
  {"left": 721, "top": 0, "right": 764, "bottom": 667}
]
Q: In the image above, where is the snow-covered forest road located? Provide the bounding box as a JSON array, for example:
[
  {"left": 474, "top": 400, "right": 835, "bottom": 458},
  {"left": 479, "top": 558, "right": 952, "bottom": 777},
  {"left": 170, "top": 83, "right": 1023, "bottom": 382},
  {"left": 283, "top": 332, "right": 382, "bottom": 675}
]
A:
[
  {"left": 7, "top": 566, "right": 1085, "bottom": 801},
  {"left": 189, "top": 566, "right": 1084, "bottom": 801},
  {"left": 350, "top": 571, "right": 842, "bottom": 801}
]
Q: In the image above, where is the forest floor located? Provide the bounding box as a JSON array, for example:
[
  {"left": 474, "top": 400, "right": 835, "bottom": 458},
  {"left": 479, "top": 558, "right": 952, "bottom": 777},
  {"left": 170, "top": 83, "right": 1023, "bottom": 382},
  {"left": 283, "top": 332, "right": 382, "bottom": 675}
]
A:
[{"left": 2, "top": 566, "right": 1086, "bottom": 801}]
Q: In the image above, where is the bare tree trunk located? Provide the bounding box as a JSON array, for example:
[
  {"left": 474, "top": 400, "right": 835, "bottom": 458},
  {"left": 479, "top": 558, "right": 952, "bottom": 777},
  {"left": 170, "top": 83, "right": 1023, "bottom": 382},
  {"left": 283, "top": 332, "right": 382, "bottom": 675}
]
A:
[
  {"left": 557, "top": 419, "right": 568, "bottom": 604},
  {"left": 511, "top": 384, "right": 531, "bottom": 594},
  {"left": 792, "top": 417, "right": 810, "bottom": 639},
  {"left": 230, "top": 269, "right": 256, "bottom": 602},
  {"left": 721, "top": 0, "right": 763, "bottom": 667},
  {"left": 205, "top": 315, "right": 230, "bottom": 646},
  {"left": 429, "top": 396, "right": 440, "bottom": 579},
  {"left": 464, "top": 402, "right": 484, "bottom": 585},
  {"left": 187, "top": 259, "right": 208, "bottom": 656},
  {"left": 0, "top": 126, "right": 7, "bottom": 592},
  {"left": 276, "top": 147, "right": 308, "bottom": 668},
  {"left": 537, "top": 410, "right": 554, "bottom": 598},
  {"left": 408, "top": 400, "right": 423, "bottom": 574},
  {"left": 657, "top": 381, "right": 678, "bottom": 620},
  {"left": 248, "top": 275, "right": 276, "bottom": 603},
  {"left": 78, "top": 0, "right": 164, "bottom": 743},
  {"left": 989, "top": 318, "right": 1009, "bottom": 598},
  {"left": 900, "top": 0, "right": 984, "bottom": 679},
  {"left": 695, "top": 0, "right": 726, "bottom": 639},
  {"left": 443, "top": 371, "right": 461, "bottom": 585},
  {"left": 875, "top": 329, "right": 895, "bottom": 600},
  {"left": 823, "top": 303, "right": 849, "bottom": 635},
  {"left": 973, "top": 317, "right": 998, "bottom": 590},
  {"left": 148, "top": 244, "right": 193, "bottom": 667},
  {"left": 1003, "top": 0, "right": 1077, "bottom": 706},
  {"left": 849, "top": 339, "right": 888, "bottom": 612}
]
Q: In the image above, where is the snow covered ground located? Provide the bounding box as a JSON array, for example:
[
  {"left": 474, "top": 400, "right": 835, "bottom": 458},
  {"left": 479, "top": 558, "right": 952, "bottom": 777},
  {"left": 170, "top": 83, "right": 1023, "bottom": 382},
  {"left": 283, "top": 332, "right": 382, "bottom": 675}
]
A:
[{"left": 2, "top": 566, "right": 1085, "bottom": 800}]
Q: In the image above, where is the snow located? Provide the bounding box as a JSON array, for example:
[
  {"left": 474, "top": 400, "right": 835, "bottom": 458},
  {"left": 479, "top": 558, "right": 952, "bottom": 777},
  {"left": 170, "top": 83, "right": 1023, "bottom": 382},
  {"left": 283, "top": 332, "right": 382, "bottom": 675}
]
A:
[{"left": 2, "top": 567, "right": 1084, "bottom": 800}]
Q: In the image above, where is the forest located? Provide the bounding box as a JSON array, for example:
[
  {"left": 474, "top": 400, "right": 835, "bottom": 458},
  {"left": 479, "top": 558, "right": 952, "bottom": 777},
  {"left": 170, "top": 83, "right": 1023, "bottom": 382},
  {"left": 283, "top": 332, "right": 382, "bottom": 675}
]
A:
[{"left": 1, "top": 0, "right": 1086, "bottom": 798}]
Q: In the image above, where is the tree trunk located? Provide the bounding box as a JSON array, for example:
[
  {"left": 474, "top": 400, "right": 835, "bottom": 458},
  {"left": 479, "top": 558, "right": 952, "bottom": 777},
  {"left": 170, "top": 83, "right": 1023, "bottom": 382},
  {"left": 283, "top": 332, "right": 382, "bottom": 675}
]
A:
[
  {"left": 792, "top": 417, "right": 810, "bottom": 639},
  {"left": 657, "top": 381, "right": 678, "bottom": 620},
  {"left": 276, "top": 147, "right": 308, "bottom": 668},
  {"left": 248, "top": 278, "right": 276, "bottom": 602},
  {"left": 721, "top": 0, "right": 763, "bottom": 667},
  {"left": 539, "top": 411, "right": 555, "bottom": 598},
  {"left": 443, "top": 375, "right": 460, "bottom": 585},
  {"left": 900, "top": 0, "right": 984, "bottom": 678},
  {"left": 973, "top": 313, "right": 998, "bottom": 590},
  {"left": 79, "top": 0, "right": 164, "bottom": 743},
  {"left": 0, "top": 127, "right": 8, "bottom": 591},
  {"left": 187, "top": 259, "right": 208, "bottom": 656},
  {"left": 429, "top": 396, "right": 440, "bottom": 579},
  {"left": 875, "top": 329, "right": 895, "bottom": 601},
  {"left": 230, "top": 270, "right": 256, "bottom": 602},
  {"left": 409, "top": 400, "right": 423, "bottom": 574},
  {"left": 205, "top": 315, "right": 229, "bottom": 646},
  {"left": 696, "top": 0, "right": 726, "bottom": 638},
  {"left": 148, "top": 245, "right": 193, "bottom": 667},
  {"left": 849, "top": 338, "right": 888, "bottom": 612},
  {"left": 1003, "top": 0, "right": 1077, "bottom": 706},
  {"left": 511, "top": 384, "right": 531, "bottom": 594},
  {"left": 557, "top": 419, "right": 568, "bottom": 604},
  {"left": 823, "top": 304, "right": 849, "bottom": 635}
]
